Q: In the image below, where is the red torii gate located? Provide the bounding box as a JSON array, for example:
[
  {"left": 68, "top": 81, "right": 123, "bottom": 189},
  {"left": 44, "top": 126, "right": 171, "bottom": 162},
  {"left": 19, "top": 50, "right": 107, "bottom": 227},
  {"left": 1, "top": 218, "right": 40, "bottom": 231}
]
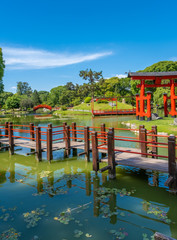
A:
[{"left": 128, "top": 71, "right": 177, "bottom": 120}]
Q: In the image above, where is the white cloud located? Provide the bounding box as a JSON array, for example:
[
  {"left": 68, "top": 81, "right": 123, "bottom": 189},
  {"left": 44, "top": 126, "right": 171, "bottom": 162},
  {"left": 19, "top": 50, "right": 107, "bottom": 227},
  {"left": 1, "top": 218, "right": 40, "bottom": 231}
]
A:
[
  {"left": 2, "top": 46, "right": 112, "bottom": 70},
  {"left": 11, "top": 86, "right": 17, "bottom": 93},
  {"left": 169, "top": 57, "right": 177, "bottom": 61},
  {"left": 116, "top": 74, "right": 127, "bottom": 78}
]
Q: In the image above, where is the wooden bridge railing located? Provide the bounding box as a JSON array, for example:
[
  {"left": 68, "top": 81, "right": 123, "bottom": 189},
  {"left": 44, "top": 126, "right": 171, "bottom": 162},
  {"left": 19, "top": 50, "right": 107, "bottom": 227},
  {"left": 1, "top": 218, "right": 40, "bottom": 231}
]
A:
[{"left": 0, "top": 121, "right": 177, "bottom": 187}]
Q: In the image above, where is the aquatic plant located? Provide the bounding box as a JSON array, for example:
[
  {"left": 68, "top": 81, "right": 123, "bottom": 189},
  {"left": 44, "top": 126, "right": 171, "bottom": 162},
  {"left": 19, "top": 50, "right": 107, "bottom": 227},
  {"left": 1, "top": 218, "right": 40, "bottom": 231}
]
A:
[
  {"left": 32, "top": 183, "right": 68, "bottom": 197},
  {"left": 73, "top": 229, "right": 83, "bottom": 238},
  {"left": 142, "top": 233, "right": 154, "bottom": 240},
  {"left": 23, "top": 207, "right": 49, "bottom": 228},
  {"left": 0, "top": 206, "right": 17, "bottom": 222},
  {"left": 109, "top": 228, "right": 128, "bottom": 239},
  {"left": 54, "top": 202, "right": 91, "bottom": 225},
  {"left": 141, "top": 201, "right": 171, "bottom": 224},
  {"left": 0, "top": 228, "right": 21, "bottom": 240},
  {"left": 95, "top": 187, "right": 135, "bottom": 197},
  {"left": 39, "top": 171, "right": 52, "bottom": 178}
]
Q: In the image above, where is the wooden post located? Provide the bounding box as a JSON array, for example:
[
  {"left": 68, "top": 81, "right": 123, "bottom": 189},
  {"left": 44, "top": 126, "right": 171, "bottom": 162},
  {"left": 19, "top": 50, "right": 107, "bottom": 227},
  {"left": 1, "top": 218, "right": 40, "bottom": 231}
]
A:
[
  {"left": 101, "top": 123, "right": 107, "bottom": 157},
  {"left": 36, "top": 127, "right": 42, "bottom": 161},
  {"left": 152, "top": 125, "right": 158, "bottom": 158},
  {"left": 101, "top": 123, "right": 106, "bottom": 144},
  {"left": 8, "top": 122, "right": 14, "bottom": 155},
  {"left": 92, "top": 131, "right": 99, "bottom": 172},
  {"left": 47, "top": 127, "right": 53, "bottom": 161},
  {"left": 30, "top": 123, "right": 34, "bottom": 141},
  {"left": 72, "top": 122, "right": 76, "bottom": 141},
  {"left": 107, "top": 130, "right": 116, "bottom": 179},
  {"left": 84, "top": 126, "right": 90, "bottom": 162},
  {"left": 140, "top": 128, "right": 147, "bottom": 157},
  {"left": 64, "top": 125, "right": 70, "bottom": 157},
  {"left": 168, "top": 135, "right": 176, "bottom": 177},
  {"left": 154, "top": 232, "right": 176, "bottom": 240},
  {"left": 5, "top": 122, "right": 8, "bottom": 136}
]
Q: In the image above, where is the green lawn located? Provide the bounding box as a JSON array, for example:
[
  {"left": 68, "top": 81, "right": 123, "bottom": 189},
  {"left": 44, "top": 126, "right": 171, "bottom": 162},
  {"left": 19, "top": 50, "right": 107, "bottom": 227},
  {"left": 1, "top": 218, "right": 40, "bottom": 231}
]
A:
[
  {"left": 73, "top": 101, "right": 134, "bottom": 111},
  {"left": 123, "top": 117, "right": 177, "bottom": 135}
]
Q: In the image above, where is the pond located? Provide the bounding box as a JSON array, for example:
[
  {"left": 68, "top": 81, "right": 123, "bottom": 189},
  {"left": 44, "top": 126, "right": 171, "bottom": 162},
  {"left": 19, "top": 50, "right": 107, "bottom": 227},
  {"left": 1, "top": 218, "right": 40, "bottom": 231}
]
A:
[{"left": 0, "top": 114, "right": 176, "bottom": 240}]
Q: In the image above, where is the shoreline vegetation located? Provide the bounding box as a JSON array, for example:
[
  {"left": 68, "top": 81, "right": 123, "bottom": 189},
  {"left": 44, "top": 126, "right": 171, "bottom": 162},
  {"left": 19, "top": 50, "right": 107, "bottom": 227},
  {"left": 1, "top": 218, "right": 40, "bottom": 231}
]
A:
[
  {"left": 53, "top": 101, "right": 134, "bottom": 116},
  {"left": 122, "top": 117, "right": 177, "bottom": 135}
]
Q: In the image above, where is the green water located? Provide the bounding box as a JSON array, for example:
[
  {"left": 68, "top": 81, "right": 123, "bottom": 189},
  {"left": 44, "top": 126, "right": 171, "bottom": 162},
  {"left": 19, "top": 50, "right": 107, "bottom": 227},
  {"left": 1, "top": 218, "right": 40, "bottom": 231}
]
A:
[{"left": 0, "top": 114, "right": 176, "bottom": 240}]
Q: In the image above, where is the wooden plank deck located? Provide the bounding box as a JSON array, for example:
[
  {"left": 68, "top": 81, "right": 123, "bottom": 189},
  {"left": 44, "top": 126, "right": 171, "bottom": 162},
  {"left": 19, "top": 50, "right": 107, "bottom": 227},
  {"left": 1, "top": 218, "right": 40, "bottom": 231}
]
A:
[{"left": 0, "top": 138, "right": 168, "bottom": 173}]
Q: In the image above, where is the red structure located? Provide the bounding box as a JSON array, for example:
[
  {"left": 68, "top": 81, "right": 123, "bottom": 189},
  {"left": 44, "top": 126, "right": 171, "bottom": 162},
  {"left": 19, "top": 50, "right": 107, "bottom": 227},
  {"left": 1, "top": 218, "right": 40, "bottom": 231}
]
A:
[
  {"left": 128, "top": 72, "right": 177, "bottom": 120},
  {"left": 91, "top": 97, "right": 136, "bottom": 116},
  {"left": 33, "top": 104, "right": 52, "bottom": 111}
]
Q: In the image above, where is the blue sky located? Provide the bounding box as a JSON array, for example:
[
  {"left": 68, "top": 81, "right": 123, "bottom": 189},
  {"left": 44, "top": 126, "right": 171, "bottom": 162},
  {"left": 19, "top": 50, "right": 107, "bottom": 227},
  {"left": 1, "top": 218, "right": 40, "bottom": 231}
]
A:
[{"left": 1, "top": 0, "right": 177, "bottom": 92}]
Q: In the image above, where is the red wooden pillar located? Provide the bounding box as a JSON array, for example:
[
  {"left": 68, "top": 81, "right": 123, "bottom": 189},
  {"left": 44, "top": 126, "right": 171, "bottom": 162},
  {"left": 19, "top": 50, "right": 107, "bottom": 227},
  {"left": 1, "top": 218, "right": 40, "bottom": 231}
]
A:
[
  {"left": 163, "top": 93, "right": 168, "bottom": 117},
  {"left": 139, "top": 80, "right": 145, "bottom": 120},
  {"left": 169, "top": 79, "right": 176, "bottom": 118},
  {"left": 136, "top": 94, "right": 139, "bottom": 120},
  {"left": 147, "top": 91, "right": 151, "bottom": 121}
]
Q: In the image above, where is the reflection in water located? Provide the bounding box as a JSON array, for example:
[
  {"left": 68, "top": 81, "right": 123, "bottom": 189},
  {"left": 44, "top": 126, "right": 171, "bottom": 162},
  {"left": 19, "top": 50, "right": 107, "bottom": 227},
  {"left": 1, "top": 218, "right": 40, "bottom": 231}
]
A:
[
  {"left": 0, "top": 154, "right": 176, "bottom": 240},
  {"left": 0, "top": 114, "right": 176, "bottom": 239}
]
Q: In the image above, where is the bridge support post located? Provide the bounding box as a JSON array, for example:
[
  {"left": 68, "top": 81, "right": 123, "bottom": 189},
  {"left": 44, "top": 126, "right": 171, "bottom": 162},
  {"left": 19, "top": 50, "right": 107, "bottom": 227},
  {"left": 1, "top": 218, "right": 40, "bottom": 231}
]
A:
[
  {"left": 30, "top": 123, "right": 34, "bottom": 141},
  {"left": 140, "top": 127, "right": 147, "bottom": 157},
  {"left": 92, "top": 131, "right": 99, "bottom": 172},
  {"left": 151, "top": 126, "right": 158, "bottom": 158},
  {"left": 72, "top": 122, "right": 76, "bottom": 141},
  {"left": 101, "top": 123, "right": 107, "bottom": 158},
  {"left": 107, "top": 129, "right": 116, "bottom": 179},
  {"left": 8, "top": 122, "right": 14, "bottom": 155},
  {"left": 84, "top": 126, "right": 90, "bottom": 162},
  {"left": 36, "top": 127, "right": 42, "bottom": 162},
  {"left": 64, "top": 126, "right": 70, "bottom": 157},
  {"left": 5, "top": 122, "right": 9, "bottom": 137},
  {"left": 166, "top": 135, "right": 177, "bottom": 189},
  {"left": 72, "top": 122, "right": 77, "bottom": 156},
  {"left": 47, "top": 127, "right": 53, "bottom": 162}
]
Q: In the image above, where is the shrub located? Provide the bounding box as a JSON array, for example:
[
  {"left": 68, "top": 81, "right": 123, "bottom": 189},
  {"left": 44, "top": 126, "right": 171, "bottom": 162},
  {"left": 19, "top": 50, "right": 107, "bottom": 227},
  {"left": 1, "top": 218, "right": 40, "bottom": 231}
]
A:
[
  {"left": 61, "top": 106, "right": 67, "bottom": 111},
  {"left": 84, "top": 97, "right": 92, "bottom": 103},
  {"left": 97, "top": 99, "right": 108, "bottom": 104}
]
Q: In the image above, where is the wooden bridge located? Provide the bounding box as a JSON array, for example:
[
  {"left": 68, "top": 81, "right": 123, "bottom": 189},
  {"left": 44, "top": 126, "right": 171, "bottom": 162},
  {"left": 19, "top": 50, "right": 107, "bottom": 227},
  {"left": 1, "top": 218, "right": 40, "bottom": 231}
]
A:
[{"left": 0, "top": 122, "right": 177, "bottom": 189}]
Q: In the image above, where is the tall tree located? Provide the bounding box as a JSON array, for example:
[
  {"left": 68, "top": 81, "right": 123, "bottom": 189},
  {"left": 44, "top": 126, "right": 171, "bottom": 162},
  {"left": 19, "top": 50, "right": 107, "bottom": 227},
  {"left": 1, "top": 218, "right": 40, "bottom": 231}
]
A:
[
  {"left": 17, "top": 82, "right": 32, "bottom": 96},
  {"left": 79, "top": 69, "right": 103, "bottom": 97},
  {"left": 31, "top": 90, "right": 41, "bottom": 106},
  {"left": 0, "top": 48, "right": 5, "bottom": 94}
]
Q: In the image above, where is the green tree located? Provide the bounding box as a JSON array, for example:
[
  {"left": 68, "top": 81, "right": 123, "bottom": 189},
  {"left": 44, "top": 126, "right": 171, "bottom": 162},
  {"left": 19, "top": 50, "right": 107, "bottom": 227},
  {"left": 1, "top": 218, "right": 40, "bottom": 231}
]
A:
[
  {"left": 5, "top": 95, "right": 20, "bottom": 109},
  {"left": 17, "top": 82, "right": 32, "bottom": 96},
  {"left": 38, "top": 91, "right": 49, "bottom": 104},
  {"left": 20, "top": 96, "right": 33, "bottom": 110},
  {"left": 0, "top": 92, "right": 13, "bottom": 108},
  {"left": 79, "top": 69, "right": 103, "bottom": 97},
  {"left": 31, "top": 90, "right": 41, "bottom": 106},
  {"left": 0, "top": 48, "right": 5, "bottom": 94}
]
